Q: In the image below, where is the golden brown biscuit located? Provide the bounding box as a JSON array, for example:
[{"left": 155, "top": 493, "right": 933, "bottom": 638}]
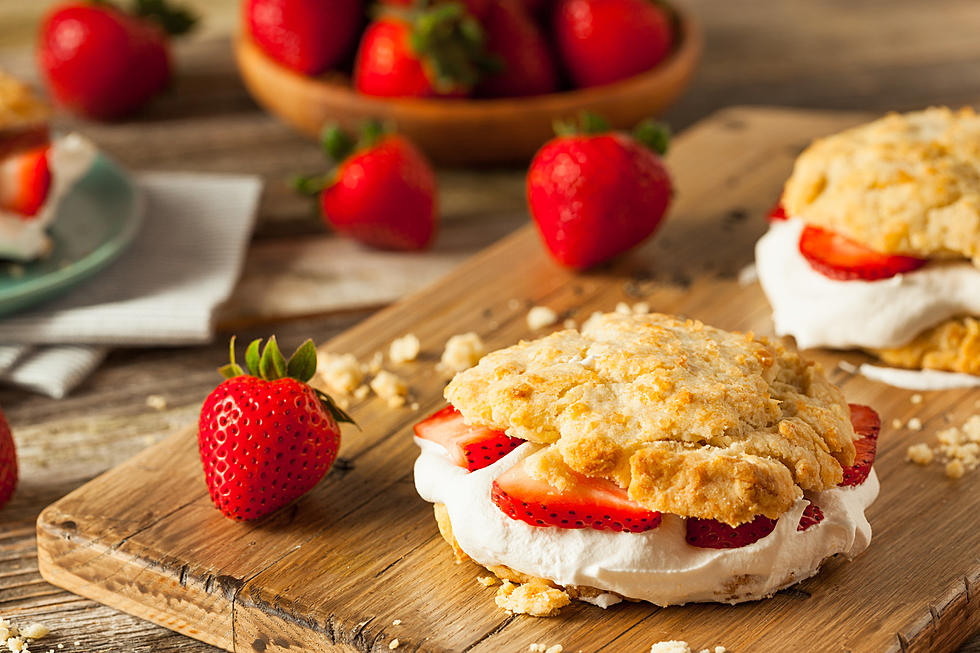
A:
[
  {"left": 0, "top": 70, "right": 50, "bottom": 158},
  {"left": 870, "top": 316, "right": 980, "bottom": 374},
  {"left": 445, "top": 313, "right": 856, "bottom": 526},
  {"left": 782, "top": 107, "right": 980, "bottom": 264}
]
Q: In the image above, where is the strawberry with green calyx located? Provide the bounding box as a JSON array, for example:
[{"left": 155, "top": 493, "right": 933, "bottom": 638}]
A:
[
  {"left": 198, "top": 336, "right": 354, "bottom": 521},
  {"left": 294, "top": 121, "right": 438, "bottom": 251},
  {"left": 527, "top": 112, "right": 673, "bottom": 269},
  {"left": 245, "top": 0, "right": 363, "bottom": 75},
  {"left": 38, "top": 0, "right": 197, "bottom": 120},
  {"left": 353, "top": 2, "right": 498, "bottom": 97}
]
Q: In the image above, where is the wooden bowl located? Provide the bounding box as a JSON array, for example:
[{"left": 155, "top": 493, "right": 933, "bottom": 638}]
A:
[{"left": 235, "top": 8, "right": 702, "bottom": 165}]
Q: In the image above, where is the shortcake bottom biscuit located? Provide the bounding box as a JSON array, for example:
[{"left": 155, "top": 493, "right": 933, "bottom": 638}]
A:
[
  {"left": 870, "top": 316, "right": 980, "bottom": 375},
  {"left": 433, "top": 504, "right": 624, "bottom": 616}
]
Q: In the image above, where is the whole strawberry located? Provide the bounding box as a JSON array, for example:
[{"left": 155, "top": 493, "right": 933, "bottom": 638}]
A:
[
  {"left": 198, "top": 337, "right": 353, "bottom": 521},
  {"left": 353, "top": 3, "right": 495, "bottom": 97},
  {"left": 527, "top": 113, "right": 673, "bottom": 268},
  {"left": 295, "top": 122, "right": 437, "bottom": 251},
  {"left": 476, "top": 0, "right": 558, "bottom": 98},
  {"left": 0, "top": 406, "right": 18, "bottom": 512},
  {"left": 245, "top": 0, "right": 363, "bottom": 75},
  {"left": 38, "top": 0, "right": 196, "bottom": 120},
  {"left": 552, "top": 0, "right": 673, "bottom": 88}
]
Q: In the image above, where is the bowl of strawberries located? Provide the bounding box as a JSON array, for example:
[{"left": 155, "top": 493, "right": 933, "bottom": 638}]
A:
[{"left": 236, "top": 0, "right": 702, "bottom": 165}]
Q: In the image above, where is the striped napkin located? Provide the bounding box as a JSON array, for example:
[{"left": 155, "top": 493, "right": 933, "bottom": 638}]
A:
[{"left": 0, "top": 171, "right": 262, "bottom": 398}]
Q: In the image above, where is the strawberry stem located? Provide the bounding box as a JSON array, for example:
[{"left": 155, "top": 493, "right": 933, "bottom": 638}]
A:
[
  {"left": 553, "top": 111, "right": 611, "bottom": 137},
  {"left": 321, "top": 124, "right": 355, "bottom": 163}
]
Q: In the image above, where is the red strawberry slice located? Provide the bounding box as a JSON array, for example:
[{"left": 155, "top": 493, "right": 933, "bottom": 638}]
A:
[
  {"left": 490, "top": 460, "right": 661, "bottom": 533},
  {"left": 685, "top": 514, "right": 777, "bottom": 549},
  {"left": 414, "top": 405, "right": 524, "bottom": 471},
  {"left": 840, "top": 403, "right": 880, "bottom": 487},
  {"left": 767, "top": 203, "right": 787, "bottom": 221},
  {"left": 798, "top": 224, "right": 927, "bottom": 281},
  {"left": 797, "top": 501, "right": 824, "bottom": 531},
  {"left": 0, "top": 146, "right": 51, "bottom": 218}
]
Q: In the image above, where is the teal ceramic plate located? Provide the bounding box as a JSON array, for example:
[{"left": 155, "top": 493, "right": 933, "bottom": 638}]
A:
[{"left": 0, "top": 154, "right": 144, "bottom": 317}]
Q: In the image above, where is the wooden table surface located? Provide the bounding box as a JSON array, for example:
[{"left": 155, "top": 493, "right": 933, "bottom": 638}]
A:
[{"left": 2, "top": 1, "right": 980, "bottom": 651}]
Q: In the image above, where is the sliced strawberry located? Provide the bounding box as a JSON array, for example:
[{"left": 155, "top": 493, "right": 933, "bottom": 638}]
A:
[
  {"left": 798, "top": 224, "right": 927, "bottom": 281},
  {"left": 685, "top": 514, "right": 777, "bottom": 549},
  {"left": 414, "top": 405, "right": 524, "bottom": 471},
  {"left": 490, "top": 460, "right": 661, "bottom": 533},
  {"left": 0, "top": 145, "right": 51, "bottom": 218},
  {"left": 840, "top": 403, "right": 880, "bottom": 487},
  {"left": 797, "top": 501, "right": 824, "bottom": 531},
  {"left": 767, "top": 203, "right": 787, "bottom": 221}
]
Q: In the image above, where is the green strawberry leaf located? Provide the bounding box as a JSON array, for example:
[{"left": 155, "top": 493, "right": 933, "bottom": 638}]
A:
[
  {"left": 316, "top": 389, "right": 357, "bottom": 426},
  {"left": 553, "top": 111, "right": 611, "bottom": 137},
  {"left": 219, "top": 336, "right": 245, "bottom": 379},
  {"left": 321, "top": 123, "right": 355, "bottom": 163},
  {"left": 632, "top": 119, "right": 671, "bottom": 156},
  {"left": 291, "top": 174, "right": 328, "bottom": 196},
  {"left": 244, "top": 339, "right": 262, "bottom": 377},
  {"left": 259, "top": 336, "right": 288, "bottom": 379},
  {"left": 286, "top": 339, "right": 318, "bottom": 383},
  {"left": 131, "top": 0, "right": 198, "bottom": 36}
]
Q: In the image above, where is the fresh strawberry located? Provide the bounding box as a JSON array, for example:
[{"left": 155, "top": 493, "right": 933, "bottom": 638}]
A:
[
  {"left": 353, "top": 4, "right": 495, "bottom": 97},
  {"left": 767, "top": 203, "right": 787, "bottom": 222},
  {"left": 491, "top": 458, "right": 661, "bottom": 532},
  {"left": 245, "top": 0, "right": 362, "bottom": 75},
  {"left": 476, "top": 0, "right": 558, "bottom": 97},
  {"left": 797, "top": 501, "right": 824, "bottom": 531},
  {"left": 552, "top": 0, "right": 673, "bottom": 88},
  {"left": 0, "top": 406, "right": 18, "bottom": 512},
  {"left": 840, "top": 403, "right": 880, "bottom": 487},
  {"left": 38, "top": 0, "right": 196, "bottom": 120},
  {"left": 526, "top": 113, "right": 673, "bottom": 268},
  {"left": 798, "top": 224, "right": 927, "bottom": 281},
  {"left": 686, "top": 514, "right": 777, "bottom": 549},
  {"left": 294, "top": 122, "right": 438, "bottom": 251},
  {"left": 0, "top": 146, "right": 51, "bottom": 218},
  {"left": 414, "top": 405, "right": 524, "bottom": 471},
  {"left": 198, "top": 337, "right": 354, "bottom": 521}
]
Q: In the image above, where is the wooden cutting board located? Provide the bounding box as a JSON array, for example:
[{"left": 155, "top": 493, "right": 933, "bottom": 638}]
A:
[{"left": 35, "top": 107, "right": 980, "bottom": 653}]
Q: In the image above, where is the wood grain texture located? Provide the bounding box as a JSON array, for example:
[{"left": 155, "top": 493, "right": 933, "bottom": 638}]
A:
[{"left": 35, "top": 108, "right": 980, "bottom": 652}]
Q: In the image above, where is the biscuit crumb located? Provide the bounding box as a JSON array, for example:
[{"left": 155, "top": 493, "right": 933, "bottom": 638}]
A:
[
  {"left": 908, "top": 417, "right": 923, "bottom": 431},
  {"left": 317, "top": 352, "right": 364, "bottom": 395},
  {"left": 370, "top": 370, "right": 407, "bottom": 408},
  {"left": 946, "top": 459, "right": 966, "bottom": 479},
  {"left": 145, "top": 394, "right": 168, "bottom": 411},
  {"left": 649, "top": 642, "right": 692, "bottom": 653},
  {"left": 388, "top": 638, "right": 400, "bottom": 649},
  {"left": 19, "top": 624, "right": 48, "bottom": 640},
  {"left": 353, "top": 384, "right": 370, "bottom": 400},
  {"left": 563, "top": 318, "right": 577, "bottom": 329},
  {"left": 364, "top": 351, "right": 384, "bottom": 375},
  {"left": 410, "top": 402, "right": 420, "bottom": 411},
  {"left": 906, "top": 443, "right": 934, "bottom": 465},
  {"left": 615, "top": 301, "right": 632, "bottom": 315},
  {"left": 389, "top": 334, "right": 421, "bottom": 364},
  {"left": 439, "top": 333, "right": 486, "bottom": 373},
  {"left": 391, "top": 619, "right": 401, "bottom": 626},
  {"left": 891, "top": 418, "right": 903, "bottom": 429},
  {"left": 910, "top": 393, "right": 923, "bottom": 404},
  {"left": 494, "top": 581, "right": 570, "bottom": 617},
  {"left": 715, "top": 648, "right": 727, "bottom": 653},
  {"left": 477, "top": 575, "right": 499, "bottom": 587},
  {"left": 527, "top": 306, "right": 559, "bottom": 330},
  {"left": 544, "top": 646, "right": 563, "bottom": 653},
  {"left": 632, "top": 301, "right": 651, "bottom": 315}
]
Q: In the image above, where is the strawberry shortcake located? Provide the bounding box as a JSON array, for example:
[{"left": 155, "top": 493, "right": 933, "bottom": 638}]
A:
[
  {"left": 412, "top": 312, "right": 879, "bottom": 613},
  {"left": 0, "top": 71, "right": 97, "bottom": 261},
  {"left": 757, "top": 107, "right": 980, "bottom": 376}
]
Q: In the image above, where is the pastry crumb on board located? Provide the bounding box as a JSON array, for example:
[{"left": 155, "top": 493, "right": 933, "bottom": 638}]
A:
[{"left": 906, "top": 414, "right": 980, "bottom": 478}]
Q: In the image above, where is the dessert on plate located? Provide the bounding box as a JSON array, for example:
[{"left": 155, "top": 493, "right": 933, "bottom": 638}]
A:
[
  {"left": 0, "top": 70, "right": 97, "bottom": 262},
  {"left": 412, "top": 312, "right": 880, "bottom": 612},
  {"left": 756, "top": 107, "right": 980, "bottom": 376}
]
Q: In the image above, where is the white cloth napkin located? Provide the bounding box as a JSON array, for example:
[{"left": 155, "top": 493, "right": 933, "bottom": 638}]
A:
[{"left": 0, "top": 171, "right": 262, "bottom": 398}]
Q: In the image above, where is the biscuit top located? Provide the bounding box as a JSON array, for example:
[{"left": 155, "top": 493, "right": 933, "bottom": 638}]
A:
[
  {"left": 0, "top": 70, "right": 50, "bottom": 132},
  {"left": 782, "top": 107, "right": 980, "bottom": 265},
  {"left": 445, "top": 313, "right": 857, "bottom": 526}
]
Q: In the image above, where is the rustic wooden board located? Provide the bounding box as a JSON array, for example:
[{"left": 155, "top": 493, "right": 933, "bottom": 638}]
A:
[{"left": 35, "top": 107, "right": 980, "bottom": 653}]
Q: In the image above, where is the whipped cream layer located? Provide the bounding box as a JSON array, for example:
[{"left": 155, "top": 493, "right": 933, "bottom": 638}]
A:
[
  {"left": 755, "top": 218, "right": 980, "bottom": 350},
  {"left": 0, "top": 133, "right": 97, "bottom": 261},
  {"left": 414, "top": 439, "right": 878, "bottom": 606}
]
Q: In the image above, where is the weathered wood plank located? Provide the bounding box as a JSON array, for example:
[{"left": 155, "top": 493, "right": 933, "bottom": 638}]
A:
[{"left": 34, "top": 108, "right": 980, "bottom": 652}]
